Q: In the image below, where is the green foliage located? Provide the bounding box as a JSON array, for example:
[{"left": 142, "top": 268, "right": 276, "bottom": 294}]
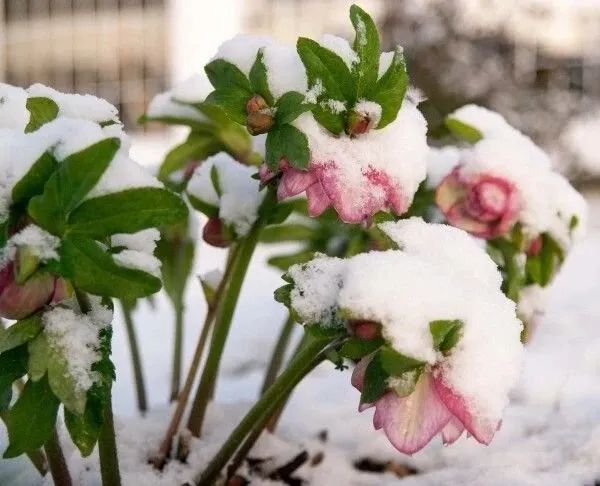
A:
[
  {"left": 0, "top": 346, "right": 28, "bottom": 412},
  {"left": 429, "top": 319, "right": 463, "bottom": 353},
  {"left": 0, "top": 315, "right": 43, "bottom": 354},
  {"left": 25, "top": 97, "right": 59, "bottom": 132},
  {"left": 339, "top": 336, "right": 384, "bottom": 360},
  {"left": 157, "top": 133, "right": 222, "bottom": 184},
  {"left": 265, "top": 124, "right": 309, "bottom": 170},
  {"left": 11, "top": 152, "right": 58, "bottom": 206},
  {"left": 349, "top": 4, "right": 380, "bottom": 98},
  {"left": 445, "top": 117, "right": 484, "bottom": 143},
  {"left": 249, "top": 49, "right": 274, "bottom": 106}
]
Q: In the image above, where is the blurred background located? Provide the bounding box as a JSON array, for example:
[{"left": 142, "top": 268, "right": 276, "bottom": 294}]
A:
[{"left": 2, "top": 0, "right": 600, "bottom": 183}]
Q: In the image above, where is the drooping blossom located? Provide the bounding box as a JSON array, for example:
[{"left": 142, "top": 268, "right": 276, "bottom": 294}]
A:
[{"left": 436, "top": 167, "right": 520, "bottom": 239}]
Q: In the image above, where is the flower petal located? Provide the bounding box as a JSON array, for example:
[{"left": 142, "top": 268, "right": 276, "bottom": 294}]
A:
[
  {"left": 306, "top": 181, "right": 331, "bottom": 217},
  {"left": 445, "top": 203, "right": 495, "bottom": 238},
  {"left": 277, "top": 167, "right": 318, "bottom": 200},
  {"left": 374, "top": 373, "right": 452, "bottom": 455},
  {"left": 435, "top": 171, "right": 465, "bottom": 213},
  {"left": 441, "top": 416, "right": 465, "bottom": 445},
  {"left": 433, "top": 374, "right": 497, "bottom": 445}
]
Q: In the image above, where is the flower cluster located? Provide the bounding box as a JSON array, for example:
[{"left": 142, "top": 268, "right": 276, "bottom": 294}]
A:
[{"left": 281, "top": 218, "right": 523, "bottom": 453}]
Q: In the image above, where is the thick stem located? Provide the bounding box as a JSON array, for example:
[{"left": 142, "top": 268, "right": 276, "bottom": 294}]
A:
[
  {"left": 120, "top": 301, "right": 148, "bottom": 414},
  {"left": 185, "top": 225, "right": 262, "bottom": 439},
  {"left": 98, "top": 389, "right": 121, "bottom": 486},
  {"left": 44, "top": 429, "right": 73, "bottom": 486},
  {"left": 170, "top": 303, "right": 184, "bottom": 402},
  {"left": 260, "top": 314, "right": 295, "bottom": 395},
  {"left": 192, "top": 333, "right": 342, "bottom": 485}
]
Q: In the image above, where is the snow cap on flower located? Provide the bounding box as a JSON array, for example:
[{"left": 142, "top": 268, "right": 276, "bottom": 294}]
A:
[
  {"left": 433, "top": 105, "right": 587, "bottom": 248},
  {"left": 187, "top": 153, "right": 264, "bottom": 240},
  {"left": 146, "top": 73, "right": 213, "bottom": 122},
  {"left": 285, "top": 218, "right": 523, "bottom": 453}
]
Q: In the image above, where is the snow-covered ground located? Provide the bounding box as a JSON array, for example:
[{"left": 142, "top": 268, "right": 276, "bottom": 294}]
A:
[{"left": 3, "top": 178, "right": 600, "bottom": 484}]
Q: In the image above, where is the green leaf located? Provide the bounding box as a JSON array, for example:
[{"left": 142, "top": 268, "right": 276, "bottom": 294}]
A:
[
  {"left": 275, "top": 91, "right": 311, "bottom": 125},
  {"left": 59, "top": 235, "right": 161, "bottom": 299},
  {"left": 46, "top": 340, "right": 89, "bottom": 415},
  {"left": 205, "top": 88, "right": 250, "bottom": 125},
  {"left": 312, "top": 105, "right": 345, "bottom": 135},
  {"left": 429, "top": 319, "right": 463, "bottom": 353},
  {"left": 249, "top": 49, "right": 274, "bottom": 106},
  {"left": 569, "top": 215, "right": 579, "bottom": 231},
  {"left": 339, "top": 337, "right": 384, "bottom": 360},
  {"left": 205, "top": 59, "right": 252, "bottom": 93},
  {"left": 350, "top": 4, "right": 380, "bottom": 98},
  {"left": 28, "top": 138, "right": 121, "bottom": 235},
  {"left": 445, "top": 117, "right": 483, "bottom": 143},
  {"left": 3, "top": 376, "right": 60, "bottom": 458},
  {"left": 259, "top": 223, "right": 316, "bottom": 243},
  {"left": 265, "top": 124, "right": 309, "bottom": 170},
  {"left": 378, "top": 346, "right": 425, "bottom": 377},
  {"left": 0, "top": 346, "right": 28, "bottom": 411},
  {"left": 138, "top": 113, "right": 214, "bottom": 133},
  {"left": 157, "top": 133, "right": 222, "bottom": 183},
  {"left": 27, "top": 332, "right": 50, "bottom": 381},
  {"left": 360, "top": 354, "right": 388, "bottom": 403},
  {"left": 267, "top": 251, "right": 315, "bottom": 271},
  {"left": 210, "top": 165, "right": 222, "bottom": 197},
  {"left": 11, "top": 152, "right": 58, "bottom": 206},
  {"left": 156, "top": 224, "right": 195, "bottom": 307},
  {"left": 370, "top": 48, "right": 408, "bottom": 128},
  {"left": 187, "top": 194, "right": 219, "bottom": 218},
  {"left": 67, "top": 188, "right": 188, "bottom": 238},
  {"left": 274, "top": 283, "right": 294, "bottom": 306},
  {"left": 265, "top": 201, "right": 295, "bottom": 225},
  {"left": 0, "top": 316, "right": 43, "bottom": 354},
  {"left": 25, "top": 97, "right": 59, "bottom": 132}
]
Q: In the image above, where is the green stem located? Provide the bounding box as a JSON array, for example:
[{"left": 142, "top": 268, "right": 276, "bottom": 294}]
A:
[
  {"left": 170, "top": 303, "right": 184, "bottom": 402},
  {"left": 120, "top": 301, "right": 148, "bottom": 414},
  {"left": 98, "top": 389, "right": 121, "bottom": 486},
  {"left": 260, "top": 313, "right": 295, "bottom": 395},
  {"left": 193, "top": 333, "right": 342, "bottom": 485},
  {"left": 43, "top": 429, "right": 73, "bottom": 486},
  {"left": 185, "top": 224, "right": 262, "bottom": 438}
]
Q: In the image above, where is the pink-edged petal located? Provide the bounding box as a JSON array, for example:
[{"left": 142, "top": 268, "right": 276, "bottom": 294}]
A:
[
  {"left": 258, "top": 164, "right": 276, "bottom": 184},
  {"left": 305, "top": 180, "right": 331, "bottom": 217},
  {"left": 373, "top": 403, "right": 385, "bottom": 430},
  {"left": 351, "top": 357, "right": 370, "bottom": 392},
  {"left": 0, "top": 270, "right": 54, "bottom": 320},
  {"left": 277, "top": 168, "right": 318, "bottom": 200},
  {"left": 363, "top": 166, "right": 407, "bottom": 216},
  {"left": 441, "top": 416, "right": 465, "bottom": 445},
  {"left": 445, "top": 203, "right": 495, "bottom": 238},
  {"left": 433, "top": 374, "right": 497, "bottom": 445},
  {"left": 435, "top": 171, "right": 465, "bottom": 213},
  {"left": 374, "top": 373, "right": 452, "bottom": 455}
]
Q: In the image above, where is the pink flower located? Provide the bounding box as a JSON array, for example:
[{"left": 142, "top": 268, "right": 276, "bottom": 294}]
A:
[
  {"left": 0, "top": 262, "right": 56, "bottom": 320},
  {"left": 436, "top": 168, "right": 520, "bottom": 239},
  {"left": 261, "top": 160, "right": 406, "bottom": 224},
  {"left": 352, "top": 355, "right": 498, "bottom": 454}
]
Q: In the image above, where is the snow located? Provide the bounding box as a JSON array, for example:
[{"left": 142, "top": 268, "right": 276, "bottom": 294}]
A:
[
  {"left": 262, "top": 44, "right": 308, "bottom": 100},
  {"left": 378, "top": 50, "right": 397, "bottom": 78},
  {"left": 560, "top": 110, "right": 600, "bottom": 176},
  {"left": 294, "top": 98, "right": 428, "bottom": 216},
  {"left": 199, "top": 268, "right": 223, "bottom": 291},
  {"left": 305, "top": 80, "right": 324, "bottom": 104},
  {"left": 113, "top": 250, "right": 162, "bottom": 278},
  {"left": 318, "top": 34, "right": 359, "bottom": 69},
  {"left": 186, "top": 153, "right": 264, "bottom": 237},
  {"left": 354, "top": 100, "right": 382, "bottom": 126},
  {"left": 146, "top": 76, "right": 209, "bottom": 123},
  {"left": 27, "top": 84, "right": 119, "bottom": 124},
  {"left": 426, "top": 146, "right": 461, "bottom": 188},
  {"left": 0, "top": 84, "right": 29, "bottom": 131},
  {"left": 212, "top": 34, "right": 273, "bottom": 77},
  {"left": 111, "top": 229, "right": 161, "bottom": 254},
  {"left": 5, "top": 225, "right": 60, "bottom": 263}
]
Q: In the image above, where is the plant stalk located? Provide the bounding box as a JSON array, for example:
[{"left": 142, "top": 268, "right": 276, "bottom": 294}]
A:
[
  {"left": 170, "top": 303, "right": 185, "bottom": 401},
  {"left": 98, "top": 389, "right": 121, "bottom": 486},
  {"left": 192, "top": 332, "right": 342, "bottom": 485},
  {"left": 120, "top": 301, "right": 148, "bottom": 414},
  {"left": 185, "top": 224, "right": 262, "bottom": 439},
  {"left": 260, "top": 313, "right": 295, "bottom": 395},
  {"left": 44, "top": 429, "right": 73, "bottom": 486}
]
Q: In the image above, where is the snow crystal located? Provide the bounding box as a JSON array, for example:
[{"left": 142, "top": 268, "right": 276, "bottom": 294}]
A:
[
  {"left": 43, "top": 306, "right": 106, "bottom": 393},
  {"left": 113, "top": 250, "right": 162, "bottom": 277},
  {"left": 378, "top": 51, "right": 396, "bottom": 78},
  {"left": 354, "top": 17, "right": 368, "bottom": 48},
  {"left": 27, "top": 83, "right": 119, "bottom": 124},
  {"left": 212, "top": 34, "right": 273, "bottom": 76},
  {"left": 0, "top": 84, "right": 29, "bottom": 131},
  {"left": 448, "top": 104, "right": 517, "bottom": 140},
  {"left": 294, "top": 99, "right": 428, "bottom": 216},
  {"left": 516, "top": 284, "right": 548, "bottom": 325},
  {"left": 354, "top": 100, "right": 382, "bottom": 125},
  {"left": 426, "top": 146, "right": 461, "bottom": 188},
  {"left": 146, "top": 76, "right": 209, "bottom": 122},
  {"left": 288, "top": 218, "right": 523, "bottom": 429},
  {"left": 37, "top": 117, "right": 110, "bottom": 160},
  {"left": 200, "top": 268, "right": 223, "bottom": 291},
  {"left": 305, "top": 80, "right": 324, "bottom": 104},
  {"left": 171, "top": 73, "right": 213, "bottom": 104},
  {"left": 319, "top": 34, "right": 359, "bottom": 69},
  {"left": 323, "top": 99, "right": 346, "bottom": 114},
  {"left": 7, "top": 224, "right": 60, "bottom": 262},
  {"left": 111, "top": 229, "right": 161, "bottom": 254},
  {"left": 186, "top": 153, "right": 264, "bottom": 237},
  {"left": 262, "top": 44, "right": 308, "bottom": 100}
]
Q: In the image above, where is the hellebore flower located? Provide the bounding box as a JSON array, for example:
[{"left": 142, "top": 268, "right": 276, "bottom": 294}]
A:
[{"left": 436, "top": 168, "right": 520, "bottom": 239}]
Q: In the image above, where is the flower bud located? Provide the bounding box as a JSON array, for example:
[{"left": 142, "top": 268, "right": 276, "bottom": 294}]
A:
[
  {"left": 0, "top": 263, "right": 54, "bottom": 320},
  {"left": 202, "top": 218, "right": 230, "bottom": 248},
  {"left": 526, "top": 236, "right": 543, "bottom": 257},
  {"left": 246, "top": 111, "right": 274, "bottom": 136},
  {"left": 349, "top": 319, "right": 381, "bottom": 340},
  {"left": 245, "top": 94, "right": 269, "bottom": 114}
]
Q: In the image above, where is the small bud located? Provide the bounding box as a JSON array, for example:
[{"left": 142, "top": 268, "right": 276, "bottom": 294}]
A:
[
  {"left": 526, "top": 236, "right": 543, "bottom": 257},
  {"left": 246, "top": 94, "right": 269, "bottom": 114},
  {"left": 246, "top": 111, "right": 274, "bottom": 136},
  {"left": 346, "top": 110, "right": 373, "bottom": 137},
  {"left": 349, "top": 319, "right": 381, "bottom": 340},
  {"left": 0, "top": 263, "right": 54, "bottom": 320},
  {"left": 202, "top": 218, "right": 230, "bottom": 248}
]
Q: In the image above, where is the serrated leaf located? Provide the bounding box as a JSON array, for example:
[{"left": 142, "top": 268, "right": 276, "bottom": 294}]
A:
[
  {"left": 360, "top": 354, "right": 388, "bottom": 403},
  {"left": 157, "top": 133, "right": 222, "bottom": 183},
  {"left": 3, "top": 376, "right": 59, "bottom": 458},
  {"left": 378, "top": 346, "right": 425, "bottom": 377},
  {"left": 275, "top": 91, "right": 311, "bottom": 124},
  {"left": 11, "top": 152, "right": 58, "bottom": 206},
  {"left": 0, "top": 316, "right": 43, "bottom": 354},
  {"left": 67, "top": 187, "right": 188, "bottom": 238},
  {"left": 339, "top": 337, "right": 384, "bottom": 360},
  {"left": 25, "top": 97, "right": 59, "bottom": 132},
  {"left": 205, "top": 88, "right": 249, "bottom": 125},
  {"left": 249, "top": 49, "right": 274, "bottom": 106},
  {"left": 59, "top": 235, "right": 161, "bottom": 299},
  {"left": 28, "top": 138, "right": 121, "bottom": 235},
  {"left": 445, "top": 117, "right": 483, "bottom": 143},
  {"left": 429, "top": 319, "right": 463, "bottom": 353},
  {"left": 350, "top": 4, "right": 380, "bottom": 98},
  {"left": 312, "top": 105, "right": 345, "bottom": 135},
  {"left": 205, "top": 59, "right": 252, "bottom": 93},
  {"left": 370, "top": 48, "right": 408, "bottom": 128},
  {"left": 265, "top": 124, "right": 309, "bottom": 170}
]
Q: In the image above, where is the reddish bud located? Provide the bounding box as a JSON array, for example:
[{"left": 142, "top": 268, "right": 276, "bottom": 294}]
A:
[
  {"left": 526, "top": 236, "right": 543, "bottom": 256},
  {"left": 246, "top": 111, "right": 274, "bottom": 136},
  {"left": 346, "top": 110, "right": 375, "bottom": 137},
  {"left": 0, "top": 263, "right": 54, "bottom": 319},
  {"left": 350, "top": 320, "right": 381, "bottom": 340},
  {"left": 202, "top": 218, "right": 230, "bottom": 248},
  {"left": 245, "top": 94, "right": 268, "bottom": 114}
]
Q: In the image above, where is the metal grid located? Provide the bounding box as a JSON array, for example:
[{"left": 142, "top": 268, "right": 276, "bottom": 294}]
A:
[{"left": 0, "top": 0, "right": 167, "bottom": 129}]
